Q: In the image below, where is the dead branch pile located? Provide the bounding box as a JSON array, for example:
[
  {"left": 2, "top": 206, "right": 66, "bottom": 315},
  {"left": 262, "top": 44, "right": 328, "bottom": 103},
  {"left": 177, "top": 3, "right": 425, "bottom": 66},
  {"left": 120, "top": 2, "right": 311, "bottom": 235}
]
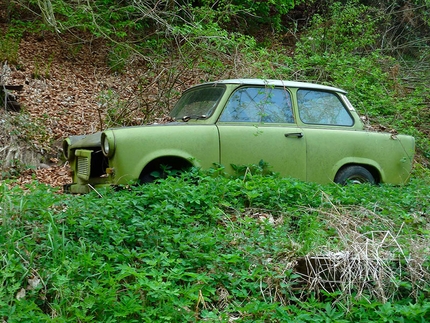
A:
[{"left": 297, "top": 204, "right": 430, "bottom": 306}]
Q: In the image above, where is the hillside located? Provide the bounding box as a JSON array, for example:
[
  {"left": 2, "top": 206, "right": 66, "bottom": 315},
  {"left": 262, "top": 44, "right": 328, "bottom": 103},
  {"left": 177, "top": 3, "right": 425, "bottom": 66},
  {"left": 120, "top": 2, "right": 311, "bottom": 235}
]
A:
[
  {"left": 1, "top": 0, "right": 429, "bottom": 189},
  {"left": 1, "top": 31, "right": 105, "bottom": 185}
]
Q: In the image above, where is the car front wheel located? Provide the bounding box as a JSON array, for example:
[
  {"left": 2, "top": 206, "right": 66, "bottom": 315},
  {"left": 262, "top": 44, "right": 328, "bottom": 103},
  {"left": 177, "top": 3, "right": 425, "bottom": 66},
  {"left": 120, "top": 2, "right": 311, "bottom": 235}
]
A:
[{"left": 334, "top": 166, "right": 376, "bottom": 185}]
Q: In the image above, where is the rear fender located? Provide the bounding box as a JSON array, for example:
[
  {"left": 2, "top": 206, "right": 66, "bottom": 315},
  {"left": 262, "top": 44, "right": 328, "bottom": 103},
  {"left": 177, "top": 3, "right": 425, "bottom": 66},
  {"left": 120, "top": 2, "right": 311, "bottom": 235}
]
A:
[{"left": 333, "top": 160, "right": 382, "bottom": 183}]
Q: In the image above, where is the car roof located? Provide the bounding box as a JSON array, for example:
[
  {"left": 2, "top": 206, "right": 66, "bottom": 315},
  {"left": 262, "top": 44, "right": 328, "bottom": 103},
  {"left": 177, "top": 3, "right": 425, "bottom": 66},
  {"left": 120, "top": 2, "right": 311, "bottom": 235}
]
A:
[{"left": 196, "top": 79, "right": 347, "bottom": 94}]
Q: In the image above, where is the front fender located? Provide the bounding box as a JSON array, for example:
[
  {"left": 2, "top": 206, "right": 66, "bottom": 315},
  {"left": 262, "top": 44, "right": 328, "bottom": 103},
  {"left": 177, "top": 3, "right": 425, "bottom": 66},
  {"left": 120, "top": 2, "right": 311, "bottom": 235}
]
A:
[
  {"left": 105, "top": 124, "right": 220, "bottom": 185},
  {"left": 135, "top": 149, "right": 202, "bottom": 176}
]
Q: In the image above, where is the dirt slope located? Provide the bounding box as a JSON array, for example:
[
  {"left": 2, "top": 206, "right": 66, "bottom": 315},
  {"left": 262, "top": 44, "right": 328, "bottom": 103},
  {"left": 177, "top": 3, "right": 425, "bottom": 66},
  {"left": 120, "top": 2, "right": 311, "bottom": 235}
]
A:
[{"left": 1, "top": 30, "right": 144, "bottom": 188}]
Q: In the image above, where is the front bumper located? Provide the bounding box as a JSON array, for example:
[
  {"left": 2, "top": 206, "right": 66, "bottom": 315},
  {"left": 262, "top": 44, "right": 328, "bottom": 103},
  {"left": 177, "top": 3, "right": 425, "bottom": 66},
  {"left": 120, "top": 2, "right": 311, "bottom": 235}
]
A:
[
  {"left": 63, "top": 183, "right": 112, "bottom": 194},
  {"left": 64, "top": 183, "right": 91, "bottom": 194}
]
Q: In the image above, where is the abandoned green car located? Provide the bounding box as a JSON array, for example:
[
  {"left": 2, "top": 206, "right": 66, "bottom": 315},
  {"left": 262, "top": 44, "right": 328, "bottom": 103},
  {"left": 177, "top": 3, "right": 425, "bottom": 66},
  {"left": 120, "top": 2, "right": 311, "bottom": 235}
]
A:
[{"left": 62, "top": 79, "right": 415, "bottom": 194}]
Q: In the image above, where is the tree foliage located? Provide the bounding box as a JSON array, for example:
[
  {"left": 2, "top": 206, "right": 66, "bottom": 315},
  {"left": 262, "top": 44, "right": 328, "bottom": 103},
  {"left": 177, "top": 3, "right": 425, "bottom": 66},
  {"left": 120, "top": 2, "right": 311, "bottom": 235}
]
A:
[{"left": 7, "top": 0, "right": 430, "bottom": 57}]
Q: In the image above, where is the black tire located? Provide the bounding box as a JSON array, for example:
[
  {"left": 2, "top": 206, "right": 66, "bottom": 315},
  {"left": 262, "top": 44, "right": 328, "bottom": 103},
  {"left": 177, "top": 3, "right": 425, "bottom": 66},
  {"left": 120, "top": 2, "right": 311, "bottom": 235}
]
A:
[
  {"left": 139, "top": 168, "right": 170, "bottom": 184},
  {"left": 139, "top": 165, "right": 188, "bottom": 184},
  {"left": 139, "top": 172, "right": 158, "bottom": 184},
  {"left": 334, "top": 166, "right": 376, "bottom": 185}
]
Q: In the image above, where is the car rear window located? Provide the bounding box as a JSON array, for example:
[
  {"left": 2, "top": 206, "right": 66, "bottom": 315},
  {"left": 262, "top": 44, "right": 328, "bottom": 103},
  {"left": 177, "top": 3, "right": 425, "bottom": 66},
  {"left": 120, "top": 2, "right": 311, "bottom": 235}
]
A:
[{"left": 297, "top": 89, "right": 354, "bottom": 126}]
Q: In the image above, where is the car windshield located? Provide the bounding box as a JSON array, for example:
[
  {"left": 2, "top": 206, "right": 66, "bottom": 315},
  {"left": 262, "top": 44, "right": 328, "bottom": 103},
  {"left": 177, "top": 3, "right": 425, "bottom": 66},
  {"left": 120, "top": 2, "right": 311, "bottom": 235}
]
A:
[{"left": 170, "top": 85, "right": 225, "bottom": 121}]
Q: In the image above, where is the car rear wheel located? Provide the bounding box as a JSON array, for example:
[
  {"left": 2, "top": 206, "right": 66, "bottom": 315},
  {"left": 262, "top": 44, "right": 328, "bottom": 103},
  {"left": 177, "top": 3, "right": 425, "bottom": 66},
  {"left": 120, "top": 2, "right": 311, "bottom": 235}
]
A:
[{"left": 334, "top": 166, "right": 376, "bottom": 185}]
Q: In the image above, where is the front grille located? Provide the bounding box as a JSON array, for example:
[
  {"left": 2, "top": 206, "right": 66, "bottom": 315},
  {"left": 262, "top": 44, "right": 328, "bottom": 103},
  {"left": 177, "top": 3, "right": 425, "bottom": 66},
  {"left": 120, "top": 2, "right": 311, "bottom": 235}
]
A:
[
  {"left": 75, "top": 149, "right": 92, "bottom": 181},
  {"left": 77, "top": 156, "right": 90, "bottom": 180}
]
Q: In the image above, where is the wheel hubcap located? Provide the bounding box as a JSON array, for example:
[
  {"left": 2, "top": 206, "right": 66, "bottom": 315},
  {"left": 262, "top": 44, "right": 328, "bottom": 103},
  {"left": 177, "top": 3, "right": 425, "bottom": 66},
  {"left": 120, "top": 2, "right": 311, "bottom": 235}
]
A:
[{"left": 348, "top": 176, "right": 368, "bottom": 184}]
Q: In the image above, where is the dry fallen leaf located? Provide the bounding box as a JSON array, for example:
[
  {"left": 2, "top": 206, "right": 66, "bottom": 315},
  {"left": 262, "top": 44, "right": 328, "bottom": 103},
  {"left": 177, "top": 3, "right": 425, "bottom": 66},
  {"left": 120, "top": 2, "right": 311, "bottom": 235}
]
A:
[
  {"left": 16, "top": 288, "right": 26, "bottom": 300},
  {"left": 27, "top": 276, "right": 41, "bottom": 290}
]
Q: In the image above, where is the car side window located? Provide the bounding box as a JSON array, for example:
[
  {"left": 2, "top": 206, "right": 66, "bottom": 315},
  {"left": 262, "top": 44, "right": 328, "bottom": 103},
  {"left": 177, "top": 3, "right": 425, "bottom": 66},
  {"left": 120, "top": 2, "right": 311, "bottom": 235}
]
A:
[
  {"left": 297, "top": 89, "right": 354, "bottom": 126},
  {"left": 219, "top": 87, "right": 294, "bottom": 123}
]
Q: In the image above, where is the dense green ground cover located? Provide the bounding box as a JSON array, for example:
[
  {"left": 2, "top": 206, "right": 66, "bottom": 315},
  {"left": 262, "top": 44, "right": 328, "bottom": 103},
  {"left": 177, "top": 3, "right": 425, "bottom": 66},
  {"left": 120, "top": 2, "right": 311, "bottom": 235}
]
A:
[{"left": 1, "top": 168, "right": 429, "bottom": 322}]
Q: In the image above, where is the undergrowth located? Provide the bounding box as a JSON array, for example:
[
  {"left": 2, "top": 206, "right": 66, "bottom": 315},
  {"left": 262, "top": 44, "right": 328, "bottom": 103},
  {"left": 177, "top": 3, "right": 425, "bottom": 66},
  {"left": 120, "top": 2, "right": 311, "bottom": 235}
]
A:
[{"left": 1, "top": 169, "right": 429, "bottom": 322}]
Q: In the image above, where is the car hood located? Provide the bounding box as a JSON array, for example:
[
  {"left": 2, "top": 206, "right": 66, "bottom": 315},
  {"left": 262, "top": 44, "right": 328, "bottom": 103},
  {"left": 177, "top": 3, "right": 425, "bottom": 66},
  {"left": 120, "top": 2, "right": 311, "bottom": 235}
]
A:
[
  {"left": 68, "top": 132, "right": 102, "bottom": 149},
  {"left": 67, "top": 122, "right": 187, "bottom": 149}
]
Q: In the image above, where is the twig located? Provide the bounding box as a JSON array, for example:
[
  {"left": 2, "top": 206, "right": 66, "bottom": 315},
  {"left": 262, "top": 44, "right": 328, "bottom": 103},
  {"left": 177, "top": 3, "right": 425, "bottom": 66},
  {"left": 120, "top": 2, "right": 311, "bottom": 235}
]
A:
[{"left": 88, "top": 183, "right": 103, "bottom": 198}]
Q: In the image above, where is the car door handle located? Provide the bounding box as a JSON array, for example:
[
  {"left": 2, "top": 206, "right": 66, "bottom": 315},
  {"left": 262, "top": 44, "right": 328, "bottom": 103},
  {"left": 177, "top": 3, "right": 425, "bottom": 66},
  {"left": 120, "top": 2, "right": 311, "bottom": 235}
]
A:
[{"left": 284, "top": 132, "right": 304, "bottom": 138}]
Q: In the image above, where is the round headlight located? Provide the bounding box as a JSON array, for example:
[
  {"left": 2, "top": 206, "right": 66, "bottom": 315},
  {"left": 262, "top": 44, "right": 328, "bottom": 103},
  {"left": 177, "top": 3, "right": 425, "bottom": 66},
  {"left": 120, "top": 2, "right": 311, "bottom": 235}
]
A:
[
  {"left": 103, "top": 137, "right": 110, "bottom": 155},
  {"left": 101, "top": 132, "right": 115, "bottom": 157}
]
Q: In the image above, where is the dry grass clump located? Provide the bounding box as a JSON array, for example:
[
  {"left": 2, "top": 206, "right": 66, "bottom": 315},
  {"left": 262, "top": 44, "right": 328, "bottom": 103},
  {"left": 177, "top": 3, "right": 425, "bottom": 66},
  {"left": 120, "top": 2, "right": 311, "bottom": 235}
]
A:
[{"left": 297, "top": 203, "right": 429, "bottom": 306}]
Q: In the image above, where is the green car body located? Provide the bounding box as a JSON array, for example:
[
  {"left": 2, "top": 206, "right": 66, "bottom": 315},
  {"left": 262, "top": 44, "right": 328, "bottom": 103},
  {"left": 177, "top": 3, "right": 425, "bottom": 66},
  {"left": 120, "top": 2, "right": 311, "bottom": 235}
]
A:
[{"left": 63, "top": 79, "right": 415, "bottom": 194}]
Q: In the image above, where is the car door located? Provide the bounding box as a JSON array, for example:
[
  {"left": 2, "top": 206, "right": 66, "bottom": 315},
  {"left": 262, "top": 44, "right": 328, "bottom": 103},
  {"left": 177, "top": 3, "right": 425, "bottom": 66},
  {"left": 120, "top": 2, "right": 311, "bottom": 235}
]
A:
[
  {"left": 296, "top": 88, "right": 357, "bottom": 183},
  {"left": 216, "top": 85, "right": 306, "bottom": 179}
]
